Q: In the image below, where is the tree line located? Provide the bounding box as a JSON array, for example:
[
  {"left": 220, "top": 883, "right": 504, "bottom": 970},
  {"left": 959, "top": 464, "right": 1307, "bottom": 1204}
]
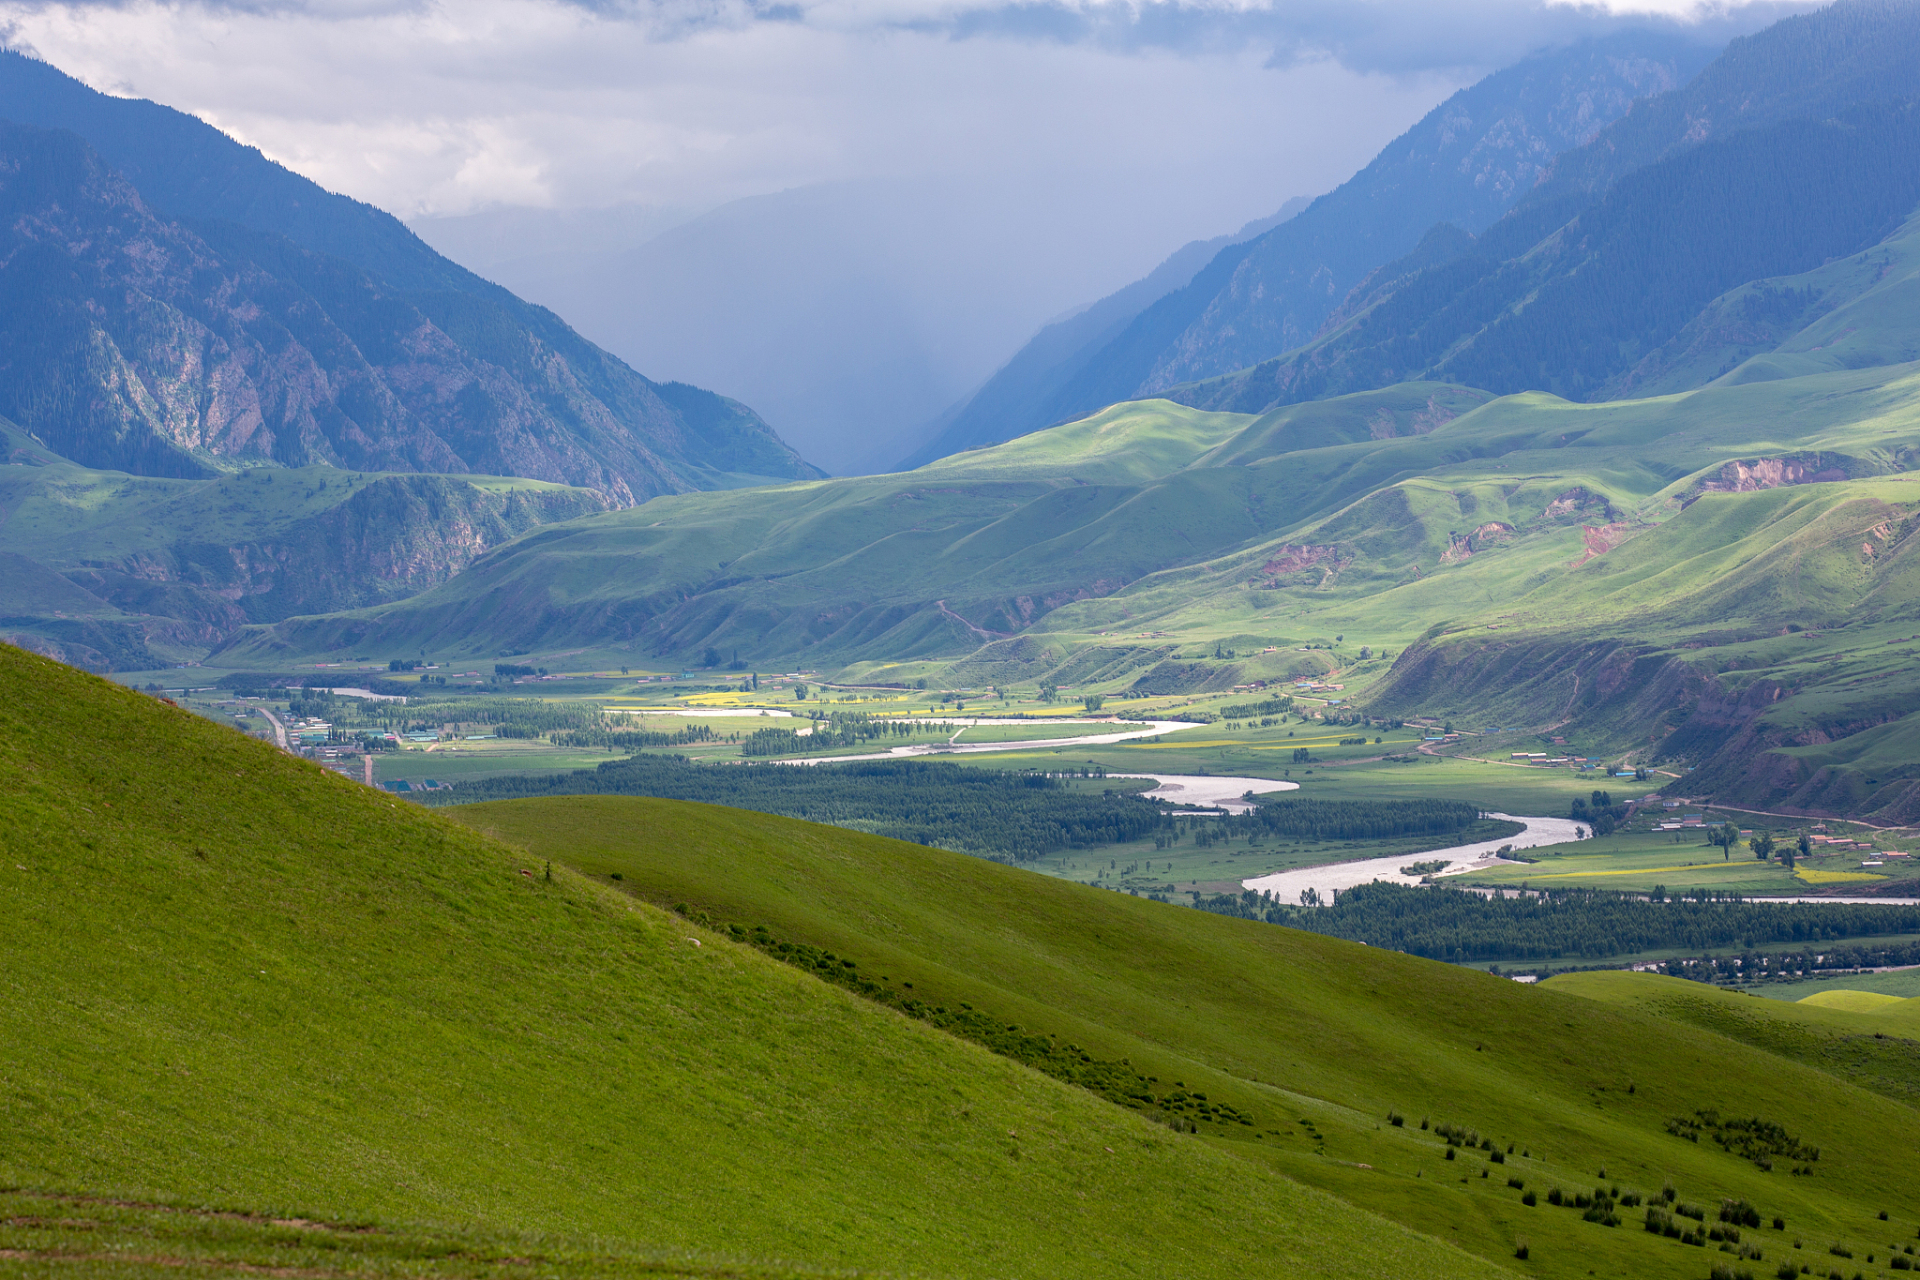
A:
[
  {"left": 424, "top": 756, "right": 1165, "bottom": 861},
  {"left": 1191, "top": 882, "right": 1920, "bottom": 964}
]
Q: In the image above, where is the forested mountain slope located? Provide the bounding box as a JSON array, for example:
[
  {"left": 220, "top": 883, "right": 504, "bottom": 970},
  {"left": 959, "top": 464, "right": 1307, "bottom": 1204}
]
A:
[
  {"left": 917, "top": 32, "right": 1712, "bottom": 461},
  {"left": 0, "top": 53, "right": 819, "bottom": 497},
  {"left": 1526, "top": 0, "right": 1920, "bottom": 205},
  {"left": 1017, "top": 0, "right": 1920, "bottom": 435}
]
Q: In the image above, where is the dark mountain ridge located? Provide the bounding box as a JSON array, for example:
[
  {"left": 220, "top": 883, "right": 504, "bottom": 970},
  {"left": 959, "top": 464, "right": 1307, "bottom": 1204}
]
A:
[
  {"left": 0, "top": 52, "right": 821, "bottom": 499},
  {"left": 1169, "top": 0, "right": 1920, "bottom": 416},
  {"left": 1173, "top": 101, "right": 1920, "bottom": 411},
  {"left": 918, "top": 31, "right": 1715, "bottom": 461}
]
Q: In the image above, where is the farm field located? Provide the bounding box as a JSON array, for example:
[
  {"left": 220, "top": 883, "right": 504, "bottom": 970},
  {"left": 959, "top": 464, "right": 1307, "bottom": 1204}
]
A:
[
  {"left": 1748, "top": 968, "right": 1920, "bottom": 1002},
  {"left": 374, "top": 745, "right": 621, "bottom": 785},
  {"left": 1454, "top": 827, "right": 1920, "bottom": 896}
]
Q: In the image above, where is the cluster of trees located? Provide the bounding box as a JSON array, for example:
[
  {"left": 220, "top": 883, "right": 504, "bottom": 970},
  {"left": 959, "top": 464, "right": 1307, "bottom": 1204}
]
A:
[
  {"left": 1233, "top": 798, "right": 1482, "bottom": 843},
  {"left": 1665, "top": 939, "right": 1920, "bottom": 984},
  {"left": 427, "top": 757, "right": 1165, "bottom": 860},
  {"left": 551, "top": 724, "right": 716, "bottom": 750},
  {"left": 1157, "top": 800, "right": 1490, "bottom": 852},
  {"left": 283, "top": 691, "right": 652, "bottom": 741},
  {"left": 1218, "top": 696, "right": 1293, "bottom": 719},
  {"left": 1189, "top": 882, "right": 1920, "bottom": 964},
  {"left": 740, "top": 712, "right": 955, "bottom": 756},
  {"left": 1570, "top": 790, "right": 1629, "bottom": 837}
]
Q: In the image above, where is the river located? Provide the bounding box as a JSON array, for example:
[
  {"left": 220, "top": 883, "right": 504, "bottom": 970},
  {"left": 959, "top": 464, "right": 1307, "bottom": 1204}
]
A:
[{"left": 1239, "top": 813, "right": 1586, "bottom": 903}]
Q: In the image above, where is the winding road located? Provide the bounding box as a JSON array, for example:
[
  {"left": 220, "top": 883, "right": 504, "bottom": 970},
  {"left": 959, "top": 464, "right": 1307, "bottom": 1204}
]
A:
[{"left": 257, "top": 705, "right": 291, "bottom": 751}]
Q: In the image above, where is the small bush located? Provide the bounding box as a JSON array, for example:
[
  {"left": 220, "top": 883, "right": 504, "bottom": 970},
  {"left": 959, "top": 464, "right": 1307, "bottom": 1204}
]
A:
[
  {"left": 1522, "top": 1190, "right": 1537, "bottom": 1207},
  {"left": 1776, "top": 1265, "right": 1801, "bottom": 1280},
  {"left": 1490, "top": 1148, "right": 1506, "bottom": 1164},
  {"left": 1774, "top": 1219, "right": 1786, "bottom": 1231},
  {"left": 1507, "top": 1176, "right": 1525, "bottom": 1189},
  {"left": 1830, "top": 1245, "right": 1853, "bottom": 1259},
  {"left": 1514, "top": 1241, "right": 1529, "bottom": 1260},
  {"left": 1444, "top": 1146, "right": 1455, "bottom": 1161},
  {"left": 1548, "top": 1188, "right": 1564, "bottom": 1206},
  {"left": 1388, "top": 1110, "right": 1404, "bottom": 1127},
  {"left": 1891, "top": 1254, "right": 1912, "bottom": 1271}
]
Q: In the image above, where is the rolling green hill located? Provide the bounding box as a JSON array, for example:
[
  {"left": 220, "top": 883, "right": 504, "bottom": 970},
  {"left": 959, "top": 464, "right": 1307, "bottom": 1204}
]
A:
[
  {"left": 0, "top": 423, "right": 609, "bottom": 668},
  {"left": 1544, "top": 971, "right": 1920, "bottom": 1104},
  {"left": 453, "top": 791, "right": 1920, "bottom": 1280},
  {"left": 207, "top": 353, "right": 1920, "bottom": 822},
  {"left": 0, "top": 640, "right": 1501, "bottom": 1279}
]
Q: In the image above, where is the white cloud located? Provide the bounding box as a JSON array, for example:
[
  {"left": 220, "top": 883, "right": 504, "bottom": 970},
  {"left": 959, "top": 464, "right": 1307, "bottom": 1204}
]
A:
[
  {"left": 0, "top": 0, "right": 1802, "bottom": 220},
  {"left": 0, "top": 0, "right": 1484, "bottom": 220}
]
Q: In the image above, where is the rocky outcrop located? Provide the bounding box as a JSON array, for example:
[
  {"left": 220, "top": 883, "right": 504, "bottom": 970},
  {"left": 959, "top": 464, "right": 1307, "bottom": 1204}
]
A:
[
  {"left": 63, "top": 475, "right": 609, "bottom": 626},
  {"left": 0, "top": 121, "right": 817, "bottom": 500}
]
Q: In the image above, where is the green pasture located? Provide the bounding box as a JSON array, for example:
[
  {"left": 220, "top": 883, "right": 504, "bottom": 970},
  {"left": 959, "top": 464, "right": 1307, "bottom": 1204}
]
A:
[
  {"left": 1545, "top": 971, "right": 1920, "bottom": 1108},
  {"left": 374, "top": 745, "right": 622, "bottom": 785},
  {"left": 0, "top": 643, "right": 1498, "bottom": 1280},
  {"left": 1456, "top": 823, "right": 1920, "bottom": 895},
  {"left": 456, "top": 790, "right": 1920, "bottom": 1280}
]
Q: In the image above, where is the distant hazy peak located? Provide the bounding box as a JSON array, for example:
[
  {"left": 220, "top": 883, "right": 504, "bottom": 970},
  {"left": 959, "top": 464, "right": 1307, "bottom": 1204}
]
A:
[{"left": 1529, "top": 0, "right": 1920, "bottom": 204}]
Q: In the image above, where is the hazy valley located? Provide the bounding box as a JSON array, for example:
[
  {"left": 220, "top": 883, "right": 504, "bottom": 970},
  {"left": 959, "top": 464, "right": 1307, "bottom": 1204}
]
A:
[{"left": 8, "top": 4, "right": 1920, "bottom": 1279}]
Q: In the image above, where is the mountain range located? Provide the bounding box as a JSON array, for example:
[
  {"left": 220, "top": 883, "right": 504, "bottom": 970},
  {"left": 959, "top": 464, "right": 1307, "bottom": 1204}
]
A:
[
  {"left": 912, "top": 29, "right": 1718, "bottom": 465},
  {"left": 11, "top": 1, "right": 1920, "bottom": 828},
  {"left": 0, "top": 51, "right": 820, "bottom": 501}
]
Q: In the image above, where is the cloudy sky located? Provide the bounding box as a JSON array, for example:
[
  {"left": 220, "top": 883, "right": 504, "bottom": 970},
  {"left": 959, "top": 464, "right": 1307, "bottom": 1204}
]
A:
[{"left": 0, "top": 0, "right": 1797, "bottom": 224}]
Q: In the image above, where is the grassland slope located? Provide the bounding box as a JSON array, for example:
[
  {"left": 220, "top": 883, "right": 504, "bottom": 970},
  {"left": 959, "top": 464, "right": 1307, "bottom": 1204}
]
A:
[
  {"left": 456, "top": 793, "right": 1920, "bottom": 1280},
  {"left": 0, "top": 641, "right": 1496, "bottom": 1280}
]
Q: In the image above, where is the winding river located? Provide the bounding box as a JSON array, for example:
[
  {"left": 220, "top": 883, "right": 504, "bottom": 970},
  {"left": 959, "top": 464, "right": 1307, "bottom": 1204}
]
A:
[{"left": 1239, "top": 814, "right": 1586, "bottom": 903}]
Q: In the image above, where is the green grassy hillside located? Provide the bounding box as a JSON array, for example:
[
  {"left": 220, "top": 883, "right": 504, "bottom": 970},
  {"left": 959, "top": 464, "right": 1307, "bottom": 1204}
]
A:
[
  {"left": 223, "top": 355, "right": 1920, "bottom": 675},
  {"left": 1545, "top": 971, "right": 1920, "bottom": 1106},
  {"left": 1622, "top": 206, "right": 1920, "bottom": 396},
  {"left": 454, "top": 792, "right": 1920, "bottom": 1280},
  {"left": 0, "top": 424, "right": 610, "bottom": 668},
  {"left": 0, "top": 641, "right": 1503, "bottom": 1279}
]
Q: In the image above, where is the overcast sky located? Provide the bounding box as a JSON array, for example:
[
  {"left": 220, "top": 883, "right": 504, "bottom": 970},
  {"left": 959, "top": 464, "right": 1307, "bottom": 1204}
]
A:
[{"left": 0, "top": 0, "right": 1802, "bottom": 230}]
